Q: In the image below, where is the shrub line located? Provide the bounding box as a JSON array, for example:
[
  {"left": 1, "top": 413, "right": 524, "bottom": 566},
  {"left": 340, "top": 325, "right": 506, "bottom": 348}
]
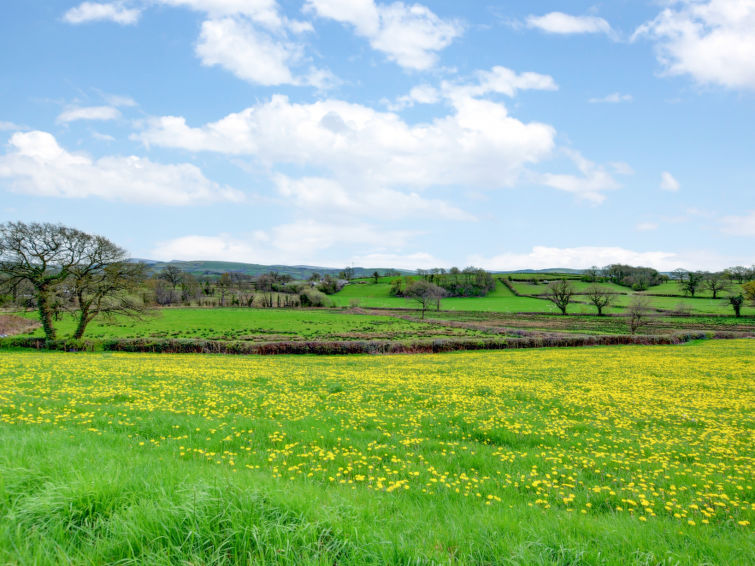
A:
[{"left": 1, "top": 331, "right": 750, "bottom": 356}]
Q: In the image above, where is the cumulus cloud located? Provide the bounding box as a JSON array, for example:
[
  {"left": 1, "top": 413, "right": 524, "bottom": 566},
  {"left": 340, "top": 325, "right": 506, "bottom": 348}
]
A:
[
  {"left": 634, "top": 0, "right": 755, "bottom": 91},
  {"left": 158, "top": 0, "right": 283, "bottom": 27},
  {"left": 0, "top": 131, "right": 242, "bottom": 205},
  {"left": 63, "top": 2, "right": 142, "bottom": 25},
  {"left": 721, "top": 210, "right": 755, "bottom": 236},
  {"left": 385, "top": 84, "right": 440, "bottom": 111},
  {"left": 275, "top": 175, "right": 474, "bottom": 221},
  {"left": 660, "top": 171, "right": 680, "bottom": 191},
  {"left": 0, "top": 121, "right": 27, "bottom": 131},
  {"left": 536, "top": 150, "right": 624, "bottom": 203},
  {"left": 526, "top": 12, "right": 613, "bottom": 36},
  {"left": 136, "top": 94, "right": 558, "bottom": 196},
  {"left": 589, "top": 92, "right": 633, "bottom": 103},
  {"left": 470, "top": 246, "right": 682, "bottom": 271},
  {"left": 636, "top": 222, "right": 659, "bottom": 232},
  {"left": 195, "top": 15, "right": 333, "bottom": 87},
  {"left": 443, "top": 66, "right": 558, "bottom": 101},
  {"left": 305, "top": 0, "right": 462, "bottom": 70},
  {"left": 56, "top": 105, "right": 121, "bottom": 124}
]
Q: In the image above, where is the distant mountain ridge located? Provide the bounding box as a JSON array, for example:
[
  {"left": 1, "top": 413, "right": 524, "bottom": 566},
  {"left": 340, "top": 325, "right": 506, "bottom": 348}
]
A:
[
  {"left": 130, "top": 259, "right": 414, "bottom": 279},
  {"left": 131, "top": 260, "right": 588, "bottom": 279}
]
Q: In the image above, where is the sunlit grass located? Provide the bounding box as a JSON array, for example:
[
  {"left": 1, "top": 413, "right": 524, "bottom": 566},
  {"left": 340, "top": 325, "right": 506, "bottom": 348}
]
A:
[{"left": 1, "top": 341, "right": 752, "bottom": 563}]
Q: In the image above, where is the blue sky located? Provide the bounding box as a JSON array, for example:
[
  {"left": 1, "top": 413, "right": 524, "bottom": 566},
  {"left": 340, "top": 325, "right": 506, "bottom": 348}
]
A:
[{"left": 1, "top": 0, "right": 753, "bottom": 270}]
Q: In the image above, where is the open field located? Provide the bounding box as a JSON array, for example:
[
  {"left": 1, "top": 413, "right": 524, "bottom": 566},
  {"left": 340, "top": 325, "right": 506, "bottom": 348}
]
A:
[
  {"left": 13, "top": 308, "right": 491, "bottom": 342},
  {"left": 0, "top": 341, "right": 752, "bottom": 564},
  {"left": 336, "top": 278, "right": 749, "bottom": 316}
]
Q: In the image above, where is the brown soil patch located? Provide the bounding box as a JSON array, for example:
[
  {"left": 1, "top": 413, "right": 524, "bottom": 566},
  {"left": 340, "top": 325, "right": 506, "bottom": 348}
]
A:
[{"left": 0, "top": 314, "right": 39, "bottom": 337}]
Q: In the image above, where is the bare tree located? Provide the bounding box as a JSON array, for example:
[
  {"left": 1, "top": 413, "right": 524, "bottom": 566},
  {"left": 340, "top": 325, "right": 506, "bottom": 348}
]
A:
[
  {"left": 704, "top": 272, "right": 729, "bottom": 299},
  {"left": 158, "top": 265, "right": 184, "bottom": 304},
  {"left": 0, "top": 222, "right": 92, "bottom": 340},
  {"left": 585, "top": 284, "right": 612, "bottom": 316},
  {"left": 545, "top": 279, "right": 574, "bottom": 315},
  {"left": 404, "top": 280, "right": 446, "bottom": 318},
  {"left": 626, "top": 296, "right": 652, "bottom": 335}
]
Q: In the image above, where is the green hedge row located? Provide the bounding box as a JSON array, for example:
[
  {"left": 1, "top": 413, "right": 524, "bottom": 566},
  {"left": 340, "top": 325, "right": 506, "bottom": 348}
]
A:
[{"left": 1, "top": 331, "right": 749, "bottom": 356}]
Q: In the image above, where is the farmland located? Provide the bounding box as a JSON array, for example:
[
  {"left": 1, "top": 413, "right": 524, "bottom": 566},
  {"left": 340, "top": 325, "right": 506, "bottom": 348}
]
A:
[{"left": 0, "top": 340, "right": 752, "bottom": 564}]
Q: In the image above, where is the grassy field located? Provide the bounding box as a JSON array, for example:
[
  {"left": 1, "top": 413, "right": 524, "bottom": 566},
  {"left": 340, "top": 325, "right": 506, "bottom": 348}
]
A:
[
  {"left": 15, "top": 308, "right": 493, "bottom": 342},
  {"left": 0, "top": 341, "right": 752, "bottom": 564},
  {"left": 336, "top": 278, "right": 748, "bottom": 316},
  {"left": 334, "top": 280, "right": 562, "bottom": 313}
]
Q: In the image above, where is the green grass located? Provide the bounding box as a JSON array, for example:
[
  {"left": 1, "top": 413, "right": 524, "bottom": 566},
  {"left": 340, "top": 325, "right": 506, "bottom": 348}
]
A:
[
  {"left": 334, "top": 280, "right": 562, "bottom": 313},
  {"left": 17, "top": 308, "right": 489, "bottom": 342},
  {"left": 334, "top": 279, "right": 748, "bottom": 316},
  {"left": 0, "top": 341, "right": 752, "bottom": 564}
]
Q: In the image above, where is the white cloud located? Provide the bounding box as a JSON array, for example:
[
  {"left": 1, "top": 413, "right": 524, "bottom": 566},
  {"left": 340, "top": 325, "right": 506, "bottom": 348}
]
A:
[
  {"left": 56, "top": 106, "right": 121, "bottom": 124},
  {"left": 443, "top": 66, "right": 558, "bottom": 101},
  {"left": 91, "top": 131, "right": 116, "bottom": 142},
  {"left": 634, "top": 0, "right": 755, "bottom": 91},
  {"left": 636, "top": 222, "right": 659, "bottom": 232},
  {"left": 470, "top": 246, "right": 681, "bottom": 271},
  {"left": 152, "top": 221, "right": 415, "bottom": 263},
  {"left": 104, "top": 94, "right": 137, "bottom": 107},
  {"left": 385, "top": 84, "right": 440, "bottom": 110},
  {"left": 721, "top": 210, "right": 755, "bottom": 236},
  {"left": 589, "top": 92, "right": 633, "bottom": 103},
  {"left": 526, "top": 12, "right": 613, "bottom": 36},
  {"left": 137, "top": 94, "right": 556, "bottom": 192},
  {"left": 0, "top": 131, "right": 242, "bottom": 206},
  {"left": 536, "top": 150, "right": 623, "bottom": 203},
  {"left": 196, "top": 17, "right": 296, "bottom": 85},
  {"left": 195, "top": 17, "right": 333, "bottom": 87},
  {"left": 0, "top": 121, "right": 26, "bottom": 131},
  {"left": 660, "top": 171, "right": 680, "bottom": 191},
  {"left": 63, "top": 2, "right": 142, "bottom": 25},
  {"left": 158, "top": 0, "right": 282, "bottom": 28},
  {"left": 275, "top": 175, "right": 474, "bottom": 221},
  {"left": 305, "top": 0, "right": 462, "bottom": 70}
]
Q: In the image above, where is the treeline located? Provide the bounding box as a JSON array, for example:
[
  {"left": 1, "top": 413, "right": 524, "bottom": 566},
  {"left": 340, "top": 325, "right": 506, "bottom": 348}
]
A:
[
  {"left": 144, "top": 266, "right": 360, "bottom": 309},
  {"left": 390, "top": 267, "right": 496, "bottom": 298}
]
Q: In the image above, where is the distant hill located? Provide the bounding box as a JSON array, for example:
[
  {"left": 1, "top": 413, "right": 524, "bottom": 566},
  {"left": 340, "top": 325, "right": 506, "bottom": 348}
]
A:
[
  {"left": 495, "top": 268, "right": 585, "bottom": 274},
  {"left": 130, "top": 259, "right": 413, "bottom": 280}
]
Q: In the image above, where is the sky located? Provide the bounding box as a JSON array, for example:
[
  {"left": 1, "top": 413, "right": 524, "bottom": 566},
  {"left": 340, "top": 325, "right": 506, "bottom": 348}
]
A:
[{"left": 0, "top": 0, "right": 753, "bottom": 271}]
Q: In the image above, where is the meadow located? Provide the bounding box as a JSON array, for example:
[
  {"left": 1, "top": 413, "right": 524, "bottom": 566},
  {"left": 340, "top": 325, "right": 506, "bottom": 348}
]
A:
[
  {"left": 0, "top": 340, "right": 752, "bottom": 564},
  {"left": 335, "top": 278, "right": 748, "bottom": 316},
  {"left": 16, "top": 308, "right": 490, "bottom": 342}
]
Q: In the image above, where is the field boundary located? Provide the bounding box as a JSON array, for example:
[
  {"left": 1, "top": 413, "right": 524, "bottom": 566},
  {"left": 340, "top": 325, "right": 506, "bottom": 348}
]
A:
[{"left": 2, "top": 331, "right": 750, "bottom": 356}]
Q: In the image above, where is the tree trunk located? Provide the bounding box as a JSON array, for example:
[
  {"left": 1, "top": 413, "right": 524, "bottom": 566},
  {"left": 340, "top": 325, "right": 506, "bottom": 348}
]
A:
[
  {"left": 36, "top": 288, "right": 57, "bottom": 341},
  {"left": 73, "top": 309, "right": 91, "bottom": 340}
]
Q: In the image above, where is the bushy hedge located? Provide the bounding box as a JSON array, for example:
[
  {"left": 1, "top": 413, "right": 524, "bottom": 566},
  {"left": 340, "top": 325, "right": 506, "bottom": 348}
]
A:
[{"left": 2, "top": 331, "right": 749, "bottom": 356}]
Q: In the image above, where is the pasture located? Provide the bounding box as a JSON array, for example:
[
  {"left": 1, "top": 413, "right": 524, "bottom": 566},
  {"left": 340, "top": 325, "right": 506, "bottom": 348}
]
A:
[{"left": 1, "top": 340, "right": 752, "bottom": 564}]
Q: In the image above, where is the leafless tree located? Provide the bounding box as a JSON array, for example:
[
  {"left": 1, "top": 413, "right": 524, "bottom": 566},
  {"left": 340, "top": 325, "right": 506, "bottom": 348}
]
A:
[
  {"left": 626, "top": 296, "right": 652, "bottom": 335},
  {"left": 585, "top": 284, "right": 612, "bottom": 316},
  {"left": 704, "top": 272, "right": 729, "bottom": 299},
  {"left": 545, "top": 279, "right": 574, "bottom": 315},
  {"left": 404, "top": 279, "right": 447, "bottom": 318}
]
